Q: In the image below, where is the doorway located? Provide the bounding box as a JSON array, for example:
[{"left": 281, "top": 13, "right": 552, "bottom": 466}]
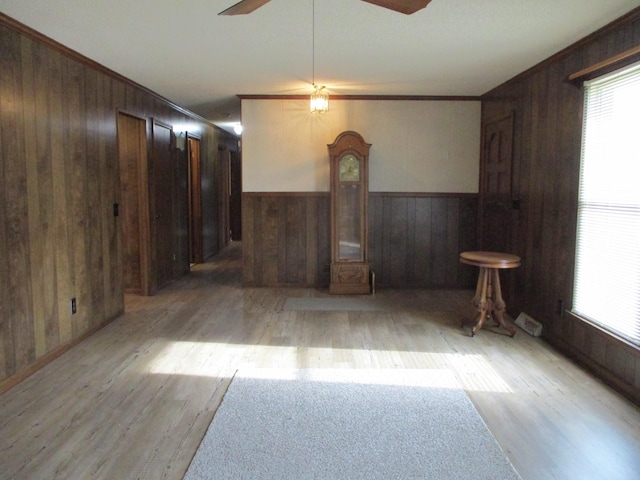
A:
[
  {"left": 188, "top": 136, "right": 203, "bottom": 264},
  {"left": 117, "top": 112, "right": 151, "bottom": 295},
  {"left": 151, "top": 120, "right": 175, "bottom": 290},
  {"left": 479, "top": 112, "right": 516, "bottom": 253}
]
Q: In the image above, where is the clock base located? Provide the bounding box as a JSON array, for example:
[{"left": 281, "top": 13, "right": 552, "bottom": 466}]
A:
[{"left": 330, "top": 263, "right": 371, "bottom": 295}]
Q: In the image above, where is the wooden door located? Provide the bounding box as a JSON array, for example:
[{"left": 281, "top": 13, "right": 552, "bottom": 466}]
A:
[
  {"left": 117, "top": 113, "right": 151, "bottom": 295},
  {"left": 479, "top": 112, "right": 516, "bottom": 253},
  {"left": 188, "top": 136, "right": 203, "bottom": 263},
  {"left": 152, "top": 120, "right": 175, "bottom": 289}
]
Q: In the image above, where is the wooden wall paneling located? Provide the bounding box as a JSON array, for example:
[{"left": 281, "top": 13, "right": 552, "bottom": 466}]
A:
[
  {"left": 368, "top": 193, "right": 385, "bottom": 282},
  {"left": 444, "top": 197, "right": 460, "bottom": 287},
  {"left": 0, "top": 111, "right": 7, "bottom": 378},
  {"left": 11, "top": 32, "right": 37, "bottom": 370},
  {"left": 48, "top": 45, "right": 74, "bottom": 347},
  {"left": 388, "top": 196, "right": 409, "bottom": 286},
  {"left": 174, "top": 125, "right": 190, "bottom": 278},
  {"left": 242, "top": 192, "right": 477, "bottom": 289},
  {"left": 458, "top": 196, "right": 479, "bottom": 287},
  {"left": 261, "top": 196, "right": 279, "bottom": 285},
  {"left": 38, "top": 40, "right": 61, "bottom": 352},
  {"left": 404, "top": 197, "right": 417, "bottom": 284},
  {"left": 276, "top": 198, "right": 288, "bottom": 284},
  {"left": 429, "top": 197, "right": 448, "bottom": 286},
  {"left": 0, "top": 17, "right": 237, "bottom": 388},
  {"left": 539, "top": 63, "right": 562, "bottom": 336},
  {"left": 200, "top": 133, "right": 216, "bottom": 260},
  {"left": 251, "top": 194, "right": 264, "bottom": 284},
  {"left": 64, "top": 55, "right": 89, "bottom": 339},
  {"left": 241, "top": 195, "right": 256, "bottom": 285},
  {"left": 21, "top": 35, "right": 47, "bottom": 360},
  {"left": 481, "top": 10, "right": 640, "bottom": 402},
  {"left": 241, "top": 193, "right": 332, "bottom": 287},
  {"left": 1, "top": 26, "right": 29, "bottom": 376},
  {"left": 218, "top": 147, "right": 230, "bottom": 251},
  {"left": 304, "top": 194, "right": 319, "bottom": 284},
  {"left": 99, "top": 74, "right": 124, "bottom": 315},
  {"left": 84, "top": 67, "right": 106, "bottom": 331},
  {"left": 287, "top": 196, "right": 307, "bottom": 284},
  {"left": 315, "top": 194, "right": 331, "bottom": 286},
  {"left": 229, "top": 150, "right": 242, "bottom": 241},
  {"left": 413, "top": 196, "right": 433, "bottom": 285}
]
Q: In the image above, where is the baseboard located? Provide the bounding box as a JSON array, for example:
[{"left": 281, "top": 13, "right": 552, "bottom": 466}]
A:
[
  {"left": 545, "top": 334, "right": 640, "bottom": 407},
  {"left": 0, "top": 311, "right": 122, "bottom": 395}
]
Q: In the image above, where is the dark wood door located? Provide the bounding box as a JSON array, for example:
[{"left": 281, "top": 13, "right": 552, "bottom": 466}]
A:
[
  {"left": 152, "top": 121, "right": 174, "bottom": 289},
  {"left": 117, "top": 113, "right": 150, "bottom": 295},
  {"left": 479, "top": 112, "right": 516, "bottom": 253},
  {"left": 218, "top": 147, "right": 230, "bottom": 249},
  {"left": 188, "top": 137, "right": 203, "bottom": 263}
]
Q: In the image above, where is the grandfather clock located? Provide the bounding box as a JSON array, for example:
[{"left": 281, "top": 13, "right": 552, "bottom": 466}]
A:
[{"left": 328, "top": 131, "right": 371, "bottom": 294}]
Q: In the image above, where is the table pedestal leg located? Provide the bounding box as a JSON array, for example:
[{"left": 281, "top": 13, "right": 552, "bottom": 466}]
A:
[
  {"left": 490, "top": 268, "right": 517, "bottom": 337},
  {"left": 464, "top": 267, "right": 517, "bottom": 337}
]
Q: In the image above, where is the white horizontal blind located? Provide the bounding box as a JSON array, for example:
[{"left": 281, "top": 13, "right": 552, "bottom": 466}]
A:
[{"left": 573, "top": 62, "right": 640, "bottom": 347}]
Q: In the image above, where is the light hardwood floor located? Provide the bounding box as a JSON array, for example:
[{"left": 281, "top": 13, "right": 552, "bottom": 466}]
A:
[{"left": 1, "top": 243, "right": 639, "bottom": 480}]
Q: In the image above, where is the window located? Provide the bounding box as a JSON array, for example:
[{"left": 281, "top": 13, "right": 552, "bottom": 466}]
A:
[{"left": 573, "top": 62, "right": 640, "bottom": 347}]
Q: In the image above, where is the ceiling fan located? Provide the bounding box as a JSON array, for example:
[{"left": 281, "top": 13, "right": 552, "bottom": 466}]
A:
[{"left": 219, "top": 0, "right": 433, "bottom": 16}]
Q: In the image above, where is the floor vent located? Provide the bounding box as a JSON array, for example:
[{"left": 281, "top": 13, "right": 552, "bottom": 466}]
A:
[{"left": 515, "top": 312, "right": 542, "bottom": 337}]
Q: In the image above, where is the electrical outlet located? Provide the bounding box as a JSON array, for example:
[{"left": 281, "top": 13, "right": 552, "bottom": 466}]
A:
[
  {"left": 557, "top": 299, "right": 564, "bottom": 316},
  {"left": 71, "top": 298, "right": 77, "bottom": 315}
]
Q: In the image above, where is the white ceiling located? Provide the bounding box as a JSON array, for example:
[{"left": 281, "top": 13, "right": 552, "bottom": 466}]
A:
[{"left": 1, "top": 0, "right": 639, "bottom": 134}]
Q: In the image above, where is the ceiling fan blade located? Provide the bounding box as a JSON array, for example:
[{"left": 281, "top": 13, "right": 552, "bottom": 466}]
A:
[
  {"left": 361, "top": 0, "right": 433, "bottom": 15},
  {"left": 219, "top": 0, "right": 272, "bottom": 15}
]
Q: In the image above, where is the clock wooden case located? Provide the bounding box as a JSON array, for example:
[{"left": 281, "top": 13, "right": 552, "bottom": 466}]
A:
[{"left": 328, "top": 131, "right": 371, "bottom": 294}]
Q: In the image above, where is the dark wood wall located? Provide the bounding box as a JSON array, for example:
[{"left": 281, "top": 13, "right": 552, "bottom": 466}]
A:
[
  {"left": 480, "top": 8, "right": 640, "bottom": 403},
  {"left": 0, "top": 16, "right": 236, "bottom": 389},
  {"left": 242, "top": 192, "right": 477, "bottom": 289}
]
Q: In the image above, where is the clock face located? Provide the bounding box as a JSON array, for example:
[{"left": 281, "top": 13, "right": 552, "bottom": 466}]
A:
[{"left": 339, "top": 154, "right": 360, "bottom": 182}]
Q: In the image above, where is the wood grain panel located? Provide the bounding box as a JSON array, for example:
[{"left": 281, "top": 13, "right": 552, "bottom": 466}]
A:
[
  {"left": 480, "top": 8, "right": 640, "bottom": 402},
  {"left": 243, "top": 192, "right": 477, "bottom": 288},
  {"left": 413, "top": 197, "right": 432, "bottom": 283},
  {"left": 2, "top": 28, "right": 34, "bottom": 373},
  {"left": 84, "top": 67, "right": 106, "bottom": 332},
  {"left": 0, "top": 18, "right": 237, "bottom": 389},
  {"left": 22, "top": 36, "right": 49, "bottom": 359},
  {"left": 98, "top": 72, "right": 123, "bottom": 318}
]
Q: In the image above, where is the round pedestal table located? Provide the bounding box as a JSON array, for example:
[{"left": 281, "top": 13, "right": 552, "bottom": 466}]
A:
[{"left": 459, "top": 251, "right": 521, "bottom": 337}]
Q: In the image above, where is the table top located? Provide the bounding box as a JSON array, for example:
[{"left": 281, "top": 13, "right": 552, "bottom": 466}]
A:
[{"left": 459, "top": 251, "right": 521, "bottom": 269}]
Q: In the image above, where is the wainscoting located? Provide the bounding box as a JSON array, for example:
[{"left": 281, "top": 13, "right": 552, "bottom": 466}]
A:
[
  {"left": 480, "top": 8, "right": 640, "bottom": 402},
  {"left": 242, "top": 192, "right": 478, "bottom": 289}
]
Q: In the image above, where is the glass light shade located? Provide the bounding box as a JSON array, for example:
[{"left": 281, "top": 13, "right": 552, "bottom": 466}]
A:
[{"left": 310, "top": 85, "right": 329, "bottom": 113}]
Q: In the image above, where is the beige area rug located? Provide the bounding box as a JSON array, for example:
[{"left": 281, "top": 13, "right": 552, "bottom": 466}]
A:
[{"left": 185, "top": 368, "right": 521, "bottom": 480}]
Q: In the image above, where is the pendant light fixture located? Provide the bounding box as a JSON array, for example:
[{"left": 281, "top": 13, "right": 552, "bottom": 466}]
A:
[{"left": 310, "top": 0, "right": 329, "bottom": 113}]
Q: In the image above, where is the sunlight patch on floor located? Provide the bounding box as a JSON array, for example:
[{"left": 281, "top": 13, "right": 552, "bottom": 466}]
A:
[{"left": 147, "top": 341, "right": 513, "bottom": 393}]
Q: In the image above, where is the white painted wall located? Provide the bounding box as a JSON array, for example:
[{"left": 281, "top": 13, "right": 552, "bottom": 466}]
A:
[{"left": 242, "top": 98, "right": 480, "bottom": 193}]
